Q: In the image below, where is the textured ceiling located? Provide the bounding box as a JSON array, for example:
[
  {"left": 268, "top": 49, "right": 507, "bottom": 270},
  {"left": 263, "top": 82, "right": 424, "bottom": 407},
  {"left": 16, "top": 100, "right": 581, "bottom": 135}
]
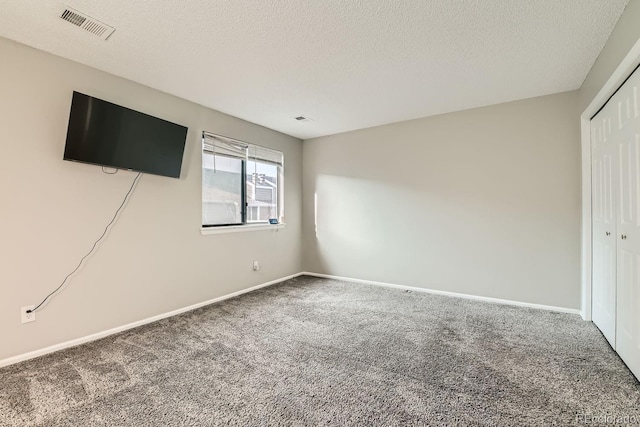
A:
[{"left": 0, "top": 0, "right": 630, "bottom": 139}]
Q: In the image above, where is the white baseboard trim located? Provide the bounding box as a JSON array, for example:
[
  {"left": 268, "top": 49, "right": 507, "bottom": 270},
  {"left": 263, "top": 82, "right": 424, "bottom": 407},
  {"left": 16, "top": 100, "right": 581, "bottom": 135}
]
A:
[
  {"left": 302, "top": 272, "right": 581, "bottom": 315},
  {"left": 0, "top": 272, "right": 304, "bottom": 369},
  {"left": 1, "top": 271, "right": 581, "bottom": 368}
]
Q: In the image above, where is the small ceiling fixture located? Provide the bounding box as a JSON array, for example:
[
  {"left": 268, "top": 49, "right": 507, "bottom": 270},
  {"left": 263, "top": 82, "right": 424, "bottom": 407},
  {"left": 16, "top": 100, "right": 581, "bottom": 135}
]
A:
[
  {"left": 60, "top": 7, "right": 115, "bottom": 41},
  {"left": 294, "top": 116, "right": 312, "bottom": 122}
]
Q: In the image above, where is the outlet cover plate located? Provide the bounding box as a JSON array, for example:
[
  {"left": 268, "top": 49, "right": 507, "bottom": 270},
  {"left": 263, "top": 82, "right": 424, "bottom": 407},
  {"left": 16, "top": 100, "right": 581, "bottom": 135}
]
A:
[{"left": 21, "top": 305, "right": 35, "bottom": 323}]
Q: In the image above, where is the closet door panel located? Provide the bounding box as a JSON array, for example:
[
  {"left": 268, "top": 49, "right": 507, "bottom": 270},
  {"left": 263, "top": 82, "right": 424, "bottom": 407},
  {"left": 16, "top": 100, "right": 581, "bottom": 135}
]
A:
[
  {"left": 591, "top": 105, "right": 617, "bottom": 346},
  {"left": 614, "top": 67, "right": 640, "bottom": 380}
]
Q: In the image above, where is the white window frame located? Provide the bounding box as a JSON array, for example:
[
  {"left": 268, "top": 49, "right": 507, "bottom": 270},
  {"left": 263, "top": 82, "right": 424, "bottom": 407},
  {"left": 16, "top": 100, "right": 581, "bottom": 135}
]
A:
[{"left": 201, "top": 131, "right": 285, "bottom": 234}]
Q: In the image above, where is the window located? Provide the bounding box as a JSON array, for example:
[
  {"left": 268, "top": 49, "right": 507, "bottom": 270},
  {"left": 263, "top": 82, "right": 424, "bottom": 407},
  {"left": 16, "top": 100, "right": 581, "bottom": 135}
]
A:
[{"left": 202, "top": 132, "right": 283, "bottom": 227}]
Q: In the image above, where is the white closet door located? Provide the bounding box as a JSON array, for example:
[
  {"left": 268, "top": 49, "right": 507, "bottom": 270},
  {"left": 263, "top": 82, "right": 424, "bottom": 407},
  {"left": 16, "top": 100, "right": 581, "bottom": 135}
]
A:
[
  {"left": 614, "top": 66, "right": 640, "bottom": 380},
  {"left": 591, "top": 104, "right": 617, "bottom": 347}
]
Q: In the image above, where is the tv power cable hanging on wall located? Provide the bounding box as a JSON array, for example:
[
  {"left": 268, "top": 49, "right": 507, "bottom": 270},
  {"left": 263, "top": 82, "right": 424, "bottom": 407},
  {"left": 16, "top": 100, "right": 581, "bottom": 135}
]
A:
[{"left": 27, "top": 172, "right": 142, "bottom": 314}]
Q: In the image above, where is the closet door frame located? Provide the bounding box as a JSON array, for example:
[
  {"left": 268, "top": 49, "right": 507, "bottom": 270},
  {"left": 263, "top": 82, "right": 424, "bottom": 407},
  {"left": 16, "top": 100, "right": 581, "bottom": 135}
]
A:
[{"left": 581, "top": 37, "right": 640, "bottom": 321}]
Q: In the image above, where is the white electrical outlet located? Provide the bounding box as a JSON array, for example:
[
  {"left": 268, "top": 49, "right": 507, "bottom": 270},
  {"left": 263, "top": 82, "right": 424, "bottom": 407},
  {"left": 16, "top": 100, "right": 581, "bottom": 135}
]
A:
[
  {"left": 253, "top": 261, "right": 260, "bottom": 271},
  {"left": 21, "top": 305, "right": 36, "bottom": 324}
]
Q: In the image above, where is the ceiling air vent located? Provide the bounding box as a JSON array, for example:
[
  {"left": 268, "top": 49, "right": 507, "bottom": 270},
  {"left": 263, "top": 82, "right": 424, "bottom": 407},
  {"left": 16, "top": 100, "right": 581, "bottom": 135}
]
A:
[{"left": 60, "top": 7, "right": 115, "bottom": 41}]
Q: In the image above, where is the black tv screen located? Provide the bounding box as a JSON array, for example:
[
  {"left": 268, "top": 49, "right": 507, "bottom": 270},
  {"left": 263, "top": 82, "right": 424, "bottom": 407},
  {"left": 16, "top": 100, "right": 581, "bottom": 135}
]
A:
[{"left": 64, "top": 92, "right": 188, "bottom": 178}]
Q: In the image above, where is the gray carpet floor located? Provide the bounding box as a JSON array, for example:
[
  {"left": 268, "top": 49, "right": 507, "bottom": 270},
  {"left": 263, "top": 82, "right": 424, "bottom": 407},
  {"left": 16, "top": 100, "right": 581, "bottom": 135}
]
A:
[{"left": 1, "top": 275, "right": 639, "bottom": 426}]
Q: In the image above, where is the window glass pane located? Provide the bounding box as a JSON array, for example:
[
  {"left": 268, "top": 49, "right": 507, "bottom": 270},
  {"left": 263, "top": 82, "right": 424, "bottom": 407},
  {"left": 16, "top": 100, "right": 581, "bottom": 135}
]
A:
[
  {"left": 203, "top": 153, "right": 243, "bottom": 225},
  {"left": 246, "top": 160, "right": 278, "bottom": 223}
]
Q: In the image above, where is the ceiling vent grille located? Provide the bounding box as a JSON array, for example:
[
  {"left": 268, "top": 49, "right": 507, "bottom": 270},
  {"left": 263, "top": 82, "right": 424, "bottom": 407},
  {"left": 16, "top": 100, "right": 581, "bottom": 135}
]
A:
[{"left": 60, "top": 7, "right": 115, "bottom": 40}]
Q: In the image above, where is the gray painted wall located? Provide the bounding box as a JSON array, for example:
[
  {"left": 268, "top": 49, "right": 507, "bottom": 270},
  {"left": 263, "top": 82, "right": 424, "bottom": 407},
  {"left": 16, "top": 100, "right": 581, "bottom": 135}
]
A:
[
  {"left": 302, "top": 92, "right": 581, "bottom": 309},
  {"left": 0, "top": 37, "right": 302, "bottom": 361}
]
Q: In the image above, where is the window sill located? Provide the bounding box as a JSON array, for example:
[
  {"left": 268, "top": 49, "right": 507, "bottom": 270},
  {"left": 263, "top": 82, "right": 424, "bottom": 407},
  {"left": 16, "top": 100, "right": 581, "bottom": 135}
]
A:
[{"left": 200, "top": 223, "right": 286, "bottom": 235}]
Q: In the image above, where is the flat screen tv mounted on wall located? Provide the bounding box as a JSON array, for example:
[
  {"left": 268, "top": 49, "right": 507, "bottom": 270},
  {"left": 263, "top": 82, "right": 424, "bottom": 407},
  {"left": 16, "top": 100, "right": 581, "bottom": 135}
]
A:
[{"left": 64, "top": 92, "right": 188, "bottom": 178}]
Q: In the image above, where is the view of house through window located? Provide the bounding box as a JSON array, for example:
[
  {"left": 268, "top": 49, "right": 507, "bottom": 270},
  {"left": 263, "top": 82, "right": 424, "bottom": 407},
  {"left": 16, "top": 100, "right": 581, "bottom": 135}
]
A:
[
  {"left": 202, "top": 132, "right": 283, "bottom": 227},
  {"left": 246, "top": 160, "right": 278, "bottom": 223}
]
